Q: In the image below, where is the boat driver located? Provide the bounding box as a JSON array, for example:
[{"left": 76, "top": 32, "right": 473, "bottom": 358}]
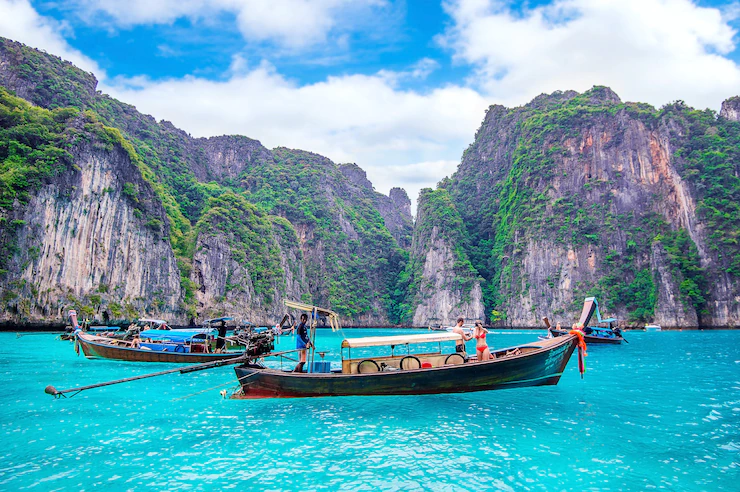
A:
[
  {"left": 292, "top": 313, "right": 312, "bottom": 372},
  {"left": 452, "top": 317, "right": 472, "bottom": 359}
]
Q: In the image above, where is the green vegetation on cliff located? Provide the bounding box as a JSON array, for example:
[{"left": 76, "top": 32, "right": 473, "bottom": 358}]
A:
[
  {"left": 395, "top": 188, "right": 479, "bottom": 322},
  {"left": 196, "top": 193, "right": 285, "bottom": 303},
  {"left": 239, "top": 147, "right": 406, "bottom": 320},
  {"left": 0, "top": 88, "right": 77, "bottom": 209},
  {"left": 448, "top": 87, "right": 724, "bottom": 323},
  {"left": 664, "top": 102, "right": 740, "bottom": 276}
]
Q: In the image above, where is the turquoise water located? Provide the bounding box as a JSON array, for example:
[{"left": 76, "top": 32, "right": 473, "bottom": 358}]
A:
[{"left": 1, "top": 329, "right": 739, "bottom": 490}]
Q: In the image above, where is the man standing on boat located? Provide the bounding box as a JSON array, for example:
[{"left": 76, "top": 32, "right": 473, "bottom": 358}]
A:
[
  {"left": 452, "top": 317, "right": 472, "bottom": 359},
  {"left": 292, "top": 313, "right": 312, "bottom": 372}
]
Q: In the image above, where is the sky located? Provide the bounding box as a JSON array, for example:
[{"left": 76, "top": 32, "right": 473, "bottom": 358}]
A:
[{"left": 1, "top": 0, "right": 739, "bottom": 209}]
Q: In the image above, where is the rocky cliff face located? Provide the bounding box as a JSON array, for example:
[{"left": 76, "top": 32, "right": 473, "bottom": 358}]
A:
[
  {"left": 189, "top": 193, "right": 308, "bottom": 321},
  {"left": 721, "top": 97, "right": 740, "bottom": 122},
  {"left": 2, "top": 140, "right": 182, "bottom": 322},
  {"left": 403, "top": 189, "right": 484, "bottom": 326},
  {"left": 195, "top": 135, "right": 273, "bottom": 184},
  {"left": 339, "top": 163, "right": 413, "bottom": 249},
  {"left": 0, "top": 37, "right": 410, "bottom": 326},
  {"left": 1, "top": 36, "right": 737, "bottom": 328},
  {"left": 235, "top": 150, "right": 407, "bottom": 325},
  {"left": 441, "top": 87, "right": 739, "bottom": 327}
]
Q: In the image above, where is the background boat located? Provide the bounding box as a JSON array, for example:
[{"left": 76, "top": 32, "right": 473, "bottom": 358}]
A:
[{"left": 75, "top": 332, "right": 245, "bottom": 363}]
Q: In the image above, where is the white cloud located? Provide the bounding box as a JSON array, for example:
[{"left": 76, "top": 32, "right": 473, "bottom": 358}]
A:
[
  {"left": 102, "top": 64, "right": 487, "bottom": 207},
  {"left": 0, "top": 0, "right": 480, "bottom": 209},
  {"left": 377, "top": 57, "right": 441, "bottom": 86},
  {"left": 65, "top": 0, "right": 390, "bottom": 50},
  {"left": 440, "top": 0, "right": 740, "bottom": 110},
  {"left": 6, "top": 0, "right": 740, "bottom": 213},
  {"left": 0, "top": 0, "right": 102, "bottom": 75},
  {"left": 365, "top": 160, "right": 460, "bottom": 213}
]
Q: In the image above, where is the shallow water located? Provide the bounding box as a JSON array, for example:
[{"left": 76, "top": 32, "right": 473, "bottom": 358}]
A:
[{"left": 1, "top": 329, "right": 738, "bottom": 490}]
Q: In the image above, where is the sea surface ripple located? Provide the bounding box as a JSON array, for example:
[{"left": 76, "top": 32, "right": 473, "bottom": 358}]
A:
[{"left": 0, "top": 329, "right": 738, "bottom": 490}]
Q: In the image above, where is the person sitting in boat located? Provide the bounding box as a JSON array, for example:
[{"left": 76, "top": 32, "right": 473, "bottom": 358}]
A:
[
  {"left": 452, "top": 317, "right": 472, "bottom": 359},
  {"left": 130, "top": 334, "right": 141, "bottom": 349},
  {"left": 292, "top": 313, "right": 312, "bottom": 372},
  {"left": 473, "top": 321, "right": 491, "bottom": 361}
]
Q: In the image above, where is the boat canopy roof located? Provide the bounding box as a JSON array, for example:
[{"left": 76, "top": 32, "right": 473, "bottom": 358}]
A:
[
  {"left": 285, "top": 300, "right": 342, "bottom": 332},
  {"left": 139, "top": 328, "right": 215, "bottom": 342},
  {"left": 342, "top": 332, "right": 462, "bottom": 349},
  {"left": 137, "top": 318, "right": 167, "bottom": 324}
]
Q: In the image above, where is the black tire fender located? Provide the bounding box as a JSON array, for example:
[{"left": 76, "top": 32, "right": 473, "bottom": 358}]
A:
[
  {"left": 399, "top": 355, "right": 421, "bottom": 370},
  {"left": 357, "top": 359, "right": 380, "bottom": 374}
]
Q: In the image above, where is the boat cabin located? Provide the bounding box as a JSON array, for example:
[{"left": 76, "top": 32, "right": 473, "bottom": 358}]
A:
[
  {"left": 582, "top": 326, "right": 620, "bottom": 339},
  {"left": 337, "top": 332, "right": 551, "bottom": 374},
  {"left": 340, "top": 332, "right": 467, "bottom": 374},
  {"left": 138, "top": 328, "right": 216, "bottom": 353}
]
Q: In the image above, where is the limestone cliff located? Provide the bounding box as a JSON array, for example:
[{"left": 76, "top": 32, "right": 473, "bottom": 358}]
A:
[
  {"left": 720, "top": 97, "right": 740, "bottom": 122},
  {"left": 0, "top": 101, "right": 182, "bottom": 323},
  {"left": 0, "top": 37, "right": 408, "bottom": 326},
  {"left": 339, "top": 163, "right": 413, "bottom": 249},
  {"left": 444, "top": 87, "right": 740, "bottom": 327},
  {"left": 1, "top": 35, "right": 738, "bottom": 328},
  {"left": 403, "top": 189, "right": 484, "bottom": 326},
  {"left": 194, "top": 135, "right": 273, "bottom": 184},
  {"left": 189, "top": 193, "right": 308, "bottom": 321}
]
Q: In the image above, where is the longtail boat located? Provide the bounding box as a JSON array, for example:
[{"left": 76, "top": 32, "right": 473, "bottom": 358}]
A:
[
  {"left": 232, "top": 301, "right": 583, "bottom": 399},
  {"left": 544, "top": 297, "right": 624, "bottom": 345},
  {"left": 75, "top": 331, "right": 246, "bottom": 363},
  {"left": 45, "top": 302, "right": 584, "bottom": 399}
]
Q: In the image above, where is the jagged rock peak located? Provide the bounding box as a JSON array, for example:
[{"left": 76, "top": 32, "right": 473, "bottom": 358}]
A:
[
  {"left": 339, "top": 163, "right": 373, "bottom": 190},
  {"left": 196, "top": 134, "right": 271, "bottom": 182},
  {"left": 582, "top": 85, "right": 622, "bottom": 105},
  {"left": 525, "top": 86, "right": 621, "bottom": 111},
  {"left": 0, "top": 37, "right": 98, "bottom": 108},
  {"left": 389, "top": 187, "right": 411, "bottom": 210},
  {"left": 526, "top": 90, "right": 579, "bottom": 110},
  {"left": 720, "top": 96, "right": 740, "bottom": 122}
]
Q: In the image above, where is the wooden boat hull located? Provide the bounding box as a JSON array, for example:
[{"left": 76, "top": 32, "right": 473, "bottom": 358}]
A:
[
  {"left": 233, "top": 335, "right": 578, "bottom": 399},
  {"left": 76, "top": 333, "right": 245, "bottom": 363},
  {"left": 550, "top": 329, "right": 622, "bottom": 345},
  {"left": 582, "top": 335, "right": 622, "bottom": 345}
]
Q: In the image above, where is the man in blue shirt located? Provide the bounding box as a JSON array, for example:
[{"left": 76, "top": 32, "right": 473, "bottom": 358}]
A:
[{"left": 292, "top": 313, "right": 312, "bottom": 372}]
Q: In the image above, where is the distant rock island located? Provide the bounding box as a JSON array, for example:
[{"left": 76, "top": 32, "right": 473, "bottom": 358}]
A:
[{"left": 0, "top": 37, "right": 738, "bottom": 328}]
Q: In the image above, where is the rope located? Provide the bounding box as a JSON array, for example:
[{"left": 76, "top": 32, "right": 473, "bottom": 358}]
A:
[
  {"left": 569, "top": 329, "right": 587, "bottom": 378},
  {"left": 171, "top": 379, "right": 238, "bottom": 401}
]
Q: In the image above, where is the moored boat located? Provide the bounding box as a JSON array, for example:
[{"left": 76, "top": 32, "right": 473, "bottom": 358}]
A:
[
  {"left": 545, "top": 297, "right": 624, "bottom": 345},
  {"left": 645, "top": 324, "right": 662, "bottom": 332},
  {"left": 232, "top": 301, "right": 583, "bottom": 399},
  {"left": 75, "top": 330, "right": 246, "bottom": 363}
]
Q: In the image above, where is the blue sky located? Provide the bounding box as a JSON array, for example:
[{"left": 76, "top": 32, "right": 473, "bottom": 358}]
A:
[{"left": 2, "top": 0, "right": 740, "bottom": 206}]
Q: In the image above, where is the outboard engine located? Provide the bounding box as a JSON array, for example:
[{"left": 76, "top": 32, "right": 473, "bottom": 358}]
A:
[{"left": 240, "top": 330, "right": 275, "bottom": 357}]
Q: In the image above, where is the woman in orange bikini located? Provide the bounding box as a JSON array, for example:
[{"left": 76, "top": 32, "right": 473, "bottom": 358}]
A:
[{"left": 473, "top": 321, "right": 492, "bottom": 361}]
